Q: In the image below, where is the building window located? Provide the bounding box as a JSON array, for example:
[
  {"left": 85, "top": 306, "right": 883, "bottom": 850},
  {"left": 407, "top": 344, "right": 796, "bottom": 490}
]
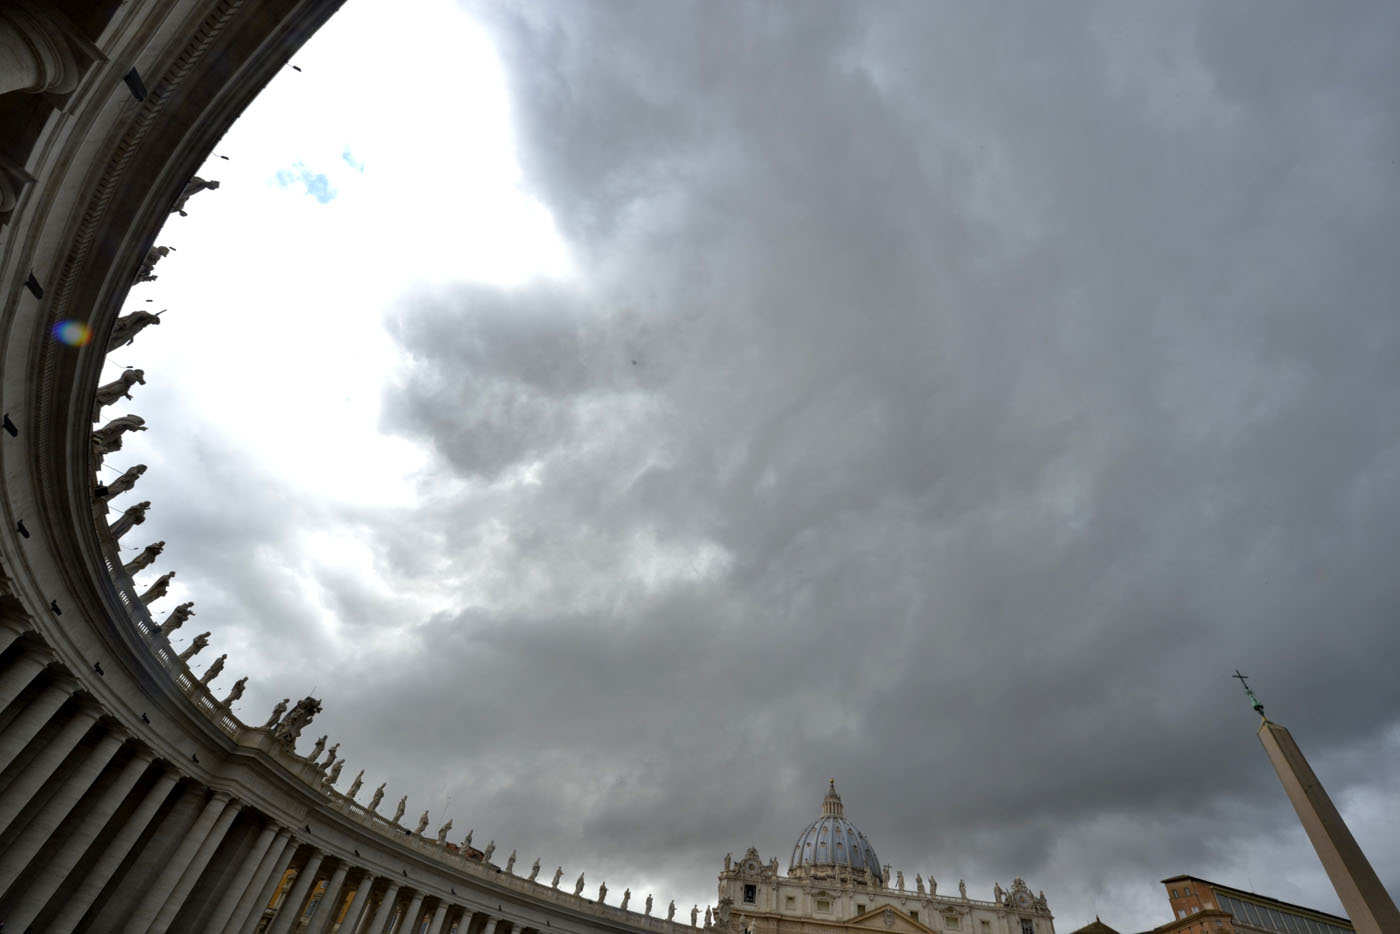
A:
[
  {"left": 1171, "top": 889, "right": 1179, "bottom": 898},
  {"left": 816, "top": 900, "right": 831, "bottom": 913},
  {"left": 944, "top": 917, "right": 961, "bottom": 931},
  {"left": 1184, "top": 887, "right": 1192, "bottom": 896},
  {"left": 980, "top": 924, "right": 991, "bottom": 934},
  {"left": 910, "top": 911, "right": 918, "bottom": 922},
  {"left": 744, "top": 885, "right": 756, "bottom": 904},
  {"left": 1020, "top": 920, "right": 1034, "bottom": 934},
  {"left": 856, "top": 905, "right": 866, "bottom": 915},
  {"left": 785, "top": 896, "right": 795, "bottom": 909}
]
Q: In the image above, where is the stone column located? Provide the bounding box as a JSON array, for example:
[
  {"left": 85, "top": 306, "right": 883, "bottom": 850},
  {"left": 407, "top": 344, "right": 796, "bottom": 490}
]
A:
[
  {"left": 309, "top": 860, "right": 352, "bottom": 934},
  {"left": 47, "top": 768, "right": 180, "bottom": 931},
  {"left": 481, "top": 917, "right": 499, "bottom": 934},
  {"left": 205, "top": 821, "right": 282, "bottom": 934},
  {"left": 0, "top": 650, "right": 46, "bottom": 713},
  {"left": 122, "top": 790, "right": 235, "bottom": 933},
  {"left": 1, "top": 747, "right": 153, "bottom": 931},
  {"left": 366, "top": 881, "right": 403, "bottom": 934},
  {"left": 0, "top": 704, "right": 96, "bottom": 835},
  {"left": 268, "top": 849, "right": 327, "bottom": 934},
  {"left": 0, "top": 677, "right": 72, "bottom": 771},
  {"left": 0, "top": 1, "right": 85, "bottom": 96},
  {"left": 338, "top": 871, "right": 377, "bottom": 934},
  {"left": 425, "top": 902, "right": 452, "bottom": 934},
  {"left": 0, "top": 617, "right": 28, "bottom": 656},
  {"left": 396, "top": 890, "right": 426, "bottom": 934},
  {"left": 0, "top": 728, "right": 123, "bottom": 889},
  {"left": 149, "top": 795, "right": 243, "bottom": 934},
  {"left": 229, "top": 836, "right": 300, "bottom": 934}
]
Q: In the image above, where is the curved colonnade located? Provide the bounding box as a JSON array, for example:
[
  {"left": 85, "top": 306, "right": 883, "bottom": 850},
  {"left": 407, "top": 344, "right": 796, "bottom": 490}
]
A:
[{"left": 0, "top": 2, "right": 692, "bottom": 932}]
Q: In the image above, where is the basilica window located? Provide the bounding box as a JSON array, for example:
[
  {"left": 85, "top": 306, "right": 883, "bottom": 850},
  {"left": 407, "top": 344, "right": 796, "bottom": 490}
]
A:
[
  {"left": 910, "top": 911, "right": 918, "bottom": 922},
  {"left": 744, "top": 885, "right": 756, "bottom": 904},
  {"left": 856, "top": 905, "right": 866, "bottom": 915},
  {"left": 1020, "top": 920, "right": 1035, "bottom": 934},
  {"left": 980, "top": 923, "right": 991, "bottom": 934},
  {"left": 816, "top": 899, "right": 831, "bottom": 913},
  {"left": 943, "top": 916, "right": 960, "bottom": 931},
  {"left": 786, "top": 897, "right": 796, "bottom": 910}
]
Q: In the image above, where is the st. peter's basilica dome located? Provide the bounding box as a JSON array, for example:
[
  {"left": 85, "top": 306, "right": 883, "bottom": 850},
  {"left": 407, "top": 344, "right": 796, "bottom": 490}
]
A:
[{"left": 788, "top": 780, "right": 883, "bottom": 884}]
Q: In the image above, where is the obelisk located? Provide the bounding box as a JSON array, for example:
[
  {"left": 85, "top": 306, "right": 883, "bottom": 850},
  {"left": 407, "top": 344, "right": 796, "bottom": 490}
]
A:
[{"left": 1235, "top": 672, "right": 1400, "bottom": 934}]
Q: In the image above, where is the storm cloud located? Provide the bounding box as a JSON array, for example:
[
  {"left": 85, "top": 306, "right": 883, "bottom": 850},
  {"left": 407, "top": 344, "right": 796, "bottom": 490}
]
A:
[{"left": 117, "top": 2, "right": 1400, "bottom": 930}]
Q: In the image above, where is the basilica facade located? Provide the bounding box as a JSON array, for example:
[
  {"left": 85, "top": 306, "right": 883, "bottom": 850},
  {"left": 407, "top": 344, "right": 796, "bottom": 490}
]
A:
[{"left": 717, "top": 783, "right": 1053, "bottom": 934}]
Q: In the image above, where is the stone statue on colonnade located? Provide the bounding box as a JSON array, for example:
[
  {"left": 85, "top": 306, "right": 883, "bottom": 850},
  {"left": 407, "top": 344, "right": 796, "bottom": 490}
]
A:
[
  {"left": 692, "top": 905, "right": 699, "bottom": 926},
  {"left": 621, "top": 889, "right": 630, "bottom": 910},
  {"left": 506, "top": 850, "right": 516, "bottom": 873},
  {"left": 123, "top": 538, "right": 163, "bottom": 575},
  {"left": 574, "top": 872, "right": 584, "bottom": 896},
  {"left": 177, "top": 632, "right": 209, "bottom": 661},
  {"left": 271, "top": 696, "right": 322, "bottom": 746},
  {"left": 93, "top": 368, "right": 146, "bottom": 421},
  {"left": 437, "top": 819, "right": 453, "bottom": 845},
  {"left": 483, "top": 840, "right": 495, "bottom": 863},
  {"left": 415, "top": 810, "right": 430, "bottom": 835},
  {"left": 644, "top": 894, "right": 652, "bottom": 916},
  {"left": 139, "top": 571, "right": 174, "bottom": 605},
  {"left": 222, "top": 676, "right": 246, "bottom": 705},
  {"left": 172, "top": 176, "right": 220, "bottom": 216},
  {"left": 320, "top": 743, "right": 339, "bottom": 769},
  {"left": 369, "top": 782, "right": 385, "bottom": 812},
  {"left": 109, "top": 500, "right": 150, "bottom": 539},
  {"left": 391, "top": 795, "right": 406, "bottom": 825},
  {"left": 264, "top": 697, "right": 289, "bottom": 728},
  {"left": 308, "top": 735, "right": 326, "bottom": 761},
  {"left": 347, "top": 769, "right": 364, "bottom": 798},
  {"left": 327, "top": 760, "right": 343, "bottom": 783},
  {"left": 135, "top": 245, "right": 172, "bottom": 283},
  {"left": 529, "top": 858, "right": 540, "bottom": 881},
  {"left": 668, "top": 900, "right": 676, "bottom": 921},
  {"left": 598, "top": 881, "right": 607, "bottom": 904},
  {"left": 103, "top": 464, "right": 147, "bottom": 503},
  {"left": 199, "top": 653, "right": 226, "bottom": 684},
  {"left": 551, "top": 867, "right": 562, "bottom": 889},
  {"left": 107, "top": 309, "right": 162, "bottom": 350}
]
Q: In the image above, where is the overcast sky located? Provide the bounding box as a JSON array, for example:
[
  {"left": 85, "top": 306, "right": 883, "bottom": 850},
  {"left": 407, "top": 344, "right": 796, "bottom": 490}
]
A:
[{"left": 103, "top": 1, "right": 1400, "bottom": 930}]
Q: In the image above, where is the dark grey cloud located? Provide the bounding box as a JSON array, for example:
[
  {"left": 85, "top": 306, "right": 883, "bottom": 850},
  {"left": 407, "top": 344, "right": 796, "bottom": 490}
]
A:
[{"left": 125, "top": 1, "right": 1400, "bottom": 931}]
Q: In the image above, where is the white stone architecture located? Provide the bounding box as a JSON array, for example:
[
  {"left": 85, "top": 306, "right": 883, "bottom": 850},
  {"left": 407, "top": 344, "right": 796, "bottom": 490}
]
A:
[{"left": 718, "top": 783, "right": 1054, "bottom": 934}]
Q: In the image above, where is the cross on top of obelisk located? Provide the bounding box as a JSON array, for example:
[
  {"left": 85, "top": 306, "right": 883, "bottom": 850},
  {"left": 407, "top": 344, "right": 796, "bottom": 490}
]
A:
[{"left": 1233, "top": 669, "right": 1267, "bottom": 719}]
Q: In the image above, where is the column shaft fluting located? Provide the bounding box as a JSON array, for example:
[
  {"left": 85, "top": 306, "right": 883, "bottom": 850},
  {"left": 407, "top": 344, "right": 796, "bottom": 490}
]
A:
[
  {"left": 267, "top": 848, "right": 326, "bottom": 934},
  {"left": 425, "top": 902, "right": 452, "bottom": 934},
  {"left": 148, "top": 795, "right": 243, "bottom": 934},
  {"left": 0, "top": 706, "right": 96, "bottom": 835},
  {"left": 0, "top": 749, "right": 153, "bottom": 931},
  {"left": 338, "top": 871, "right": 377, "bottom": 934},
  {"left": 0, "top": 651, "right": 45, "bottom": 712},
  {"left": 122, "top": 790, "right": 234, "bottom": 933},
  {"left": 310, "top": 860, "right": 352, "bottom": 934},
  {"left": 47, "top": 768, "right": 180, "bottom": 931},
  {"left": 397, "top": 890, "right": 426, "bottom": 934},
  {"left": 0, "top": 679, "right": 71, "bottom": 773},
  {"left": 366, "top": 881, "right": 402, "bottom": 934},
  {"left": 231, "top": 836, "right": 300, "bottom": 934},
  {"left": 206, "top": 821, "right": 282, "bottom": 934},
  {"left": 0, "top": 729, "right": 123, "bottom": 889}
]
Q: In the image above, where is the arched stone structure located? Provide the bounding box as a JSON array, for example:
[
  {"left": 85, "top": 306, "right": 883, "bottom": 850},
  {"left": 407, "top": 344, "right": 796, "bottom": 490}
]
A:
[{"left": 0, "top": 2, "right": 695, "bottom": 932}]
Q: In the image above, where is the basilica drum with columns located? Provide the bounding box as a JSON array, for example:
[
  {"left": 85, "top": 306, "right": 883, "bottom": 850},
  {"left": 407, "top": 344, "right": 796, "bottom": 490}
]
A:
[{"left": 717, "top": 783, "right": 1054, "bottom": 934}]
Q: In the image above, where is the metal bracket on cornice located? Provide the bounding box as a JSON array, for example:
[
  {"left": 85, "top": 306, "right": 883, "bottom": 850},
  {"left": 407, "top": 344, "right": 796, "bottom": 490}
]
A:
[
  {"left": 24, "top": 273, "right": 43, "bottom": 298},
  {"left": 123, "top": 67, "right": 147, "bottom": 101},
  {"left": 49, "top": 599, "right": 60, "bottom": 614},
  {"left": 3, "top": 414, "right": 17, "bottom": 436}
]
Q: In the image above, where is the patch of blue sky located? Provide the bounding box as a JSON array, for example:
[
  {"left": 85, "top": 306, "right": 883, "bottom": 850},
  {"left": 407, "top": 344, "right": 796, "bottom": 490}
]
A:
[
  {"left": 341, "top": 146, "right": 365, "bottom": 172},
  {"left": 273, "top": 162, "right": 337, "bottom": 203}
]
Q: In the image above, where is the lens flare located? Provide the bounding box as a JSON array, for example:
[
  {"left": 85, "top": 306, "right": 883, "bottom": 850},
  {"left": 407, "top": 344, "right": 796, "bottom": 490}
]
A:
[{"left": 51, "top": 320, "right": 92, "bottom": 347}]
